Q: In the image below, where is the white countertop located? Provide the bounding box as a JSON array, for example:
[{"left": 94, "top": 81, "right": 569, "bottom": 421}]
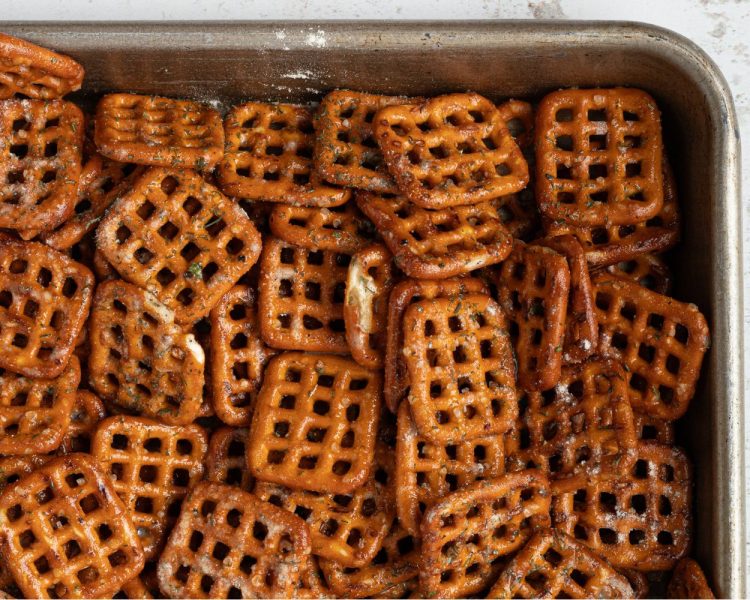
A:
[{"left": 4, "top": 0, "right": 749, "bottom": 568}]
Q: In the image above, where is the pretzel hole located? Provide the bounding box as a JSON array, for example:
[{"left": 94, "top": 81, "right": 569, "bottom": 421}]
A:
[
  {"left": 188, "top": 530, "right": 204, "bottom": 552},
  {"left": 623, "top": 135, "right": 642, "bottom": 148},
  {"left": 177, "top": 287, "right": 195, "bottom": 306},
  {"left": 109, "top": 463, "right": 124, "bottom": 481},
  {"left": 80, "top": 493, "right": 100, "bottom": 514},
  {"left": 638, "top": 343, "right": 656, "bottom": 364},
  {"left": 633, "top": 459, "right": 649, "bottom": 479},
  {"left": 236, "top": 167, "right": 251, "bottom": 177},
  {"left": 11, "top": 333, "right": 28, "bottom": 348},
  {"left": 598, "top": 527, "right": 617, "bottom": 545},
  {"left": 6, "top": 169, "right": 24, "bottom": 184},
  {"left": 60, "top": 277, "right": 78, "bottom": 298},
  {"left": 458, "top": 376, "right": 473, "bottom": 395},
  {"left": 199, "top": 575, "right": 214, "bottom": 594},
  {"left": 205, "top": 218, "right": 226, "bottom": 238},
  {"left": 232, "top": 361, "right": 249, "bottom": 380},
  {"left": 114, "top": 224, "right": 132, "bottom": 243},
  {"left": 588, "top": 164, "right": 607, "bottom": 179},
  {"left": 224, "top": 237, "right": 245, "bottom": 256},
  {"left": 587, "top": 109, "right": 607, "bottom": 122},
  {"left": 626, "top": 162, "right": 642, "bottom": 178},
  {"left": 300, "top": 314, "right": 321, "bottom": 330},
  {"left": 9, "top": 143, "right": 28, "bottom": 158},
  {"left": 132, "top": 246, "right": 154, "bottom": 266},
  {"left": 277, "top": 393, "right": 295, "bottom": 410},
  {"left": 607, "top": 331, "right": 626, "bottom": 352},
  {"left": 625, "top": 530, "right": 646, "bottom": 547},
  {"left": 492, "top": 163, "right": 510, "bottom": 177},
  {"left": 332, "top": 460, "right": 351, "bottom": 476},
  {"left": 628, "top": 190, "right": 645, "bottom": 202},
  {"left": 674, "top": 323, "right": 689, "bottom": 345},
  {"left": 589, "top": 190, "right": 609, "bottom": 205}
]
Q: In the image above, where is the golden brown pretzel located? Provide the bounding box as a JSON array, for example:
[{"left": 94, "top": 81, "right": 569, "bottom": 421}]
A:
[
  {"left": 0, "top": 455, "right": 50, "bottom": 492},
  {"left": 667, "top": 558, "right": 716, "bottom": 599},
  {"left": 633, "top": 410, "right": 675, "bottom": 445},
  {"left": 604, "top": 252, "right": 673, "bottom": 295},
  {"left": 205, "top": 426, "right": 255, "bottom": 492},
  {"left": 497, "top": 99, "right": 535, "bottom": 152},
  {"left": 56, "top": 390, "right": 106, "bottom": 454}
]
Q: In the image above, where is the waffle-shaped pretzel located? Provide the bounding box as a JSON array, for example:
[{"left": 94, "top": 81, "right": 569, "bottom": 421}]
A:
[
  {"left": 314, "top": 90, "right": 416, "bottom": 194},
  {"left": 258, "top": 237, "right": 349, "bottom": 353},
  {"left": 0, "top": 239, "right": 93, "bottom": 378},
  {"left": 496, "top": 242, "right": 570, "bottom": 391},
  {"left": 524, "top": 358, "right": 637, "bottom": 478},
  {"left": 0, "top": 356, "right": 79, "bottom": 455},
  {"left": 93, "top": 246, "right": 117, "bottom": 281},
  {"left": 403, "top": 293, "right": 517, "bottom": 442},
  {"left": 0, "top": 100, "right": 83, "bottom": 234},
  {"left": 57, "top": 390, "right": 106, "bottom": 454},
  {"left": 551, "top": 444, "right": 692, "bottom": 570},
  {"left": 41, "top": 156, "right": 142, "bottom": 251},
  {"left": 395, "top": 401, "right": 506, "bottom": 535},
  {"left": 319, "top": 518, "right": 419, "bottom": 598},
  {"left": 497, "top": 99, "right": 535, "bottom": 151},
  {"left": 605, "top": 253, "right": 673, "bottom": 295},
  {"left": 633, "top": 410, "right": 675, "bottom": 445},
  {"left": 0, "top": 33, "right": 84, "bottom": 99},
  {"left": 92, "top": 416, "right": 208, "bottom": 558},
  {"left": 374, "top": 93, "right": 528, "bottom": 209},
  {"left": 492, "top": 189, "right": 541, "bottom": 241},
  {"left": 419, "top": 471, "right": 552, "bottom": 598},
  {"left": 0, "top": 455, "right": 50, "bottom": 492},
  {"left": 294, "top": 557, "right": 333, "bottom": 599},
  {"left": 357, "top": 191, "right": 513, "bottom": 279},
  {"left": 157, "top": 481, "right": 311, "bottom": 599},
  {"left": 218, "top": 102, "right": 350, "bottom": 206},
  {"left": 97, "top": 167, "right": 262, "bottom": 325},
  {"left": 488, "top": 528, "right": 634, "bottom": 598},
  {"left": 254, "top": 461, "right": 392, "bottom": 568},
  {"left": 209, "top": 285, "right": 276, "bottom": 426},
  {"left": 0, "top": 453, "right": 145, "bottom": 599},
  {"left": 89, "top": 280, "right": 205, "bottom": 425},
  {"left": 113, "top": 562, "right": 161, "bottom": 600},
  {"left": 667, "top": 558, "right": 715, "bottom": 599},
  {"left": 344, "top": 244, "right": 394, "bottom": 368},
  {"left": 206, "top": 427, "right": 255, "bottom": 492},
  {"left": 94, "top": 94, "right": 224, "bottom": 170},
  {"left": 592, "top": 275, "right": 709, "bottom": 420},
  {"left": 385, "top": 277, "right": 489, "bottom": 412},
  {"left": 620, "top": 569, "right": 649, "bottom": 599},
  {"left": 536, "top": 88, "right": 663, "bottom": 227},
  {"left": 247, "top": 352, "right": 380, "bottom": 494},
  {"left": 540, "top": 235, "right": 597, "bottom": 364},
  {"left": 269, "top": 201, "right": 375, "bottom": 253}
]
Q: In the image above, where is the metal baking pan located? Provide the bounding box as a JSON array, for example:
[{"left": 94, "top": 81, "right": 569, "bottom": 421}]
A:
[{"left": 1, "top": 20, "right": 743, "bottom": 597}]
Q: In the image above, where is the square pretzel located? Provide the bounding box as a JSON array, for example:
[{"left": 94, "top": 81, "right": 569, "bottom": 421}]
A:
[
  {"left": 0, "top": 33, "right": 84, "bottom": 99},
  {"left": 419, "top": 471, "right": 552, "bottom": 598},
  {"left": 373, "top": 93, "right": 528, "bottom": 209},
  {"left": 314, "top": 90, "right": 416, "bottom": 194},
  {"left": 156, "top": 481, "right": 311, "bottom": 599},
  {"left": 258, "top": 237, "right": 350, "bottom": 353},
  {"left": 605, "top": 252, "right": 673, "bottom": 295},
  {"left": 57, "top": 390, "right": 106, "bottom": 455},
  {"left": 496, "top": 242, "right": 570, "bottom": 391},
  {"left": 96, "top": 167, "right": 262, "bottom": 325},
  {"left": 0, "top": 239, "right": 93, "bottom": 378},
  {"left": 247, "top": 352, "right": 380, "bottom": 494},
  {"left": 551, "top": 444, "right": 692, "bottom": 571},
  {"left": 0, "top": 453, "right": 145, "bottom": 599},
  {"left": 209, "top": 285, "right": 277, "bottom": 426},
  {"left": 592, "top": 275, "right": 710, "bottom": 420},
  {"left": 94, "top": 94, "right": 224, "bottom": 170},
  {"left": 206, "top": 426, "right": 255, "bottom": 492},
  {"left": 535, "top": 88, "right": 664, "bottom": 227},
  {"left": 218, "top": 102, "right": 350, "bottom": 206},
  {"left": 489, "top": 528, "right": 634, "bottom": 598},
  {"left": 89, "top": 280, "right": 205, "bottom": 425},
  {"left": 0, "top": 356, "right": 79, "bottom": 456},
  {"left": 403, "top": 293, "right": 517, "bottom": 443},
  {"left": 633, "top": 410, "right": 675, "bottom": 445},
  {"left": 395, "top": 401, "right": 506, "bottom": 535},
  {"left": 92, "top": 416, "right": 208, "bottom": 559},
  {"left": 357, "top": 191, "right": 513, "bottom": 279},
  {"left": 0, "top": 99, "right": 83, "bottom": 234}
]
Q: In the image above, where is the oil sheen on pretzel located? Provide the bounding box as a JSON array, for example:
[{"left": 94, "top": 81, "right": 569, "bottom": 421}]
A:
[
  {"left": 373, "top": 93, "right": 529, "bottom": 209},
  {"left": 205, "top": 426, "right": 255, "bottom": 492},
  {"left": 535, "top": 87, "right": 664, "bottom": 227}
]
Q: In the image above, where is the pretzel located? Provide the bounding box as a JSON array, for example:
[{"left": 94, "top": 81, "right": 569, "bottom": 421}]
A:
[
  {"left": 633, "top": 410, "right": 675, "bottom": 445},
  {"left": 314, "top": 90, "right": 416, "bottom": 194},
  {"left": 0, "top": 455, "right": 50, "bottom": 492},
  {"left": 551, "top": 443, "right": 692, "bottom": 571},
  {"left": 592, "top": 275, "right": 710, "bottom": 420},
  {"left": 395, "top": 401, "right": 506, "bottom": 535},
  {"left": 604, "top": 253, "right": 673, "bottom": 295},
  {"left": 385, "top": 277, "right": 489, "bottom": 412},
  {"left": 523, "top": 358, "right": 637, "bottom": 478},
  {"left": 258, "top": 237, "right": 350, "bottom": 353},
  {"left": 667, "top": 558, "right": 715, "bottom": 599},
  {"left": 156, "top": 481, "right": 311, "bottom": 599},
  {"left": 497, "top": 99, "right": 535, "bottom": 152},
  {"left": 0, "top": 453, "right": 145, "bottom": 599},
  {"left": 419, "top": 471, "right": 552, "bottom": 598},
  {"left": 319, "top": 518, "right": 419, "bottom": 598},
  {"left": 0, "top": 356, "right": 79, "bottom": 455},
  {"left": 206, "top": 427, "right": 255, "bottom": 492},
  {"left": 373, "top": 93, "right": 529, "bottom": 209},
  {"left": 57, "top": 390, "right": 106, "bottom": 454},
  {"left": 496, "top": 242, "right": 570, "bottom": 391},
  {"left": 113, "top": 562, "right": 161, "bottom": 599},
  {"left": 89, "top": 280, "right": 205, "bottom": 425},
  {"left": 269, "top": 201, "right": 376, "bottom": 253},
  {"left": 218, "top": 102, "right": 350, "bottom": 207},
  {"left": 357, "top": 191, "right": 513, "bottom": 279},
  {"left": 247, "top": 352, "right": 381, "bottom": 494},
  {"left": 0, "top": 33, "right": 84, "bottom": 99},
  {"left": 0, "top": 99, "right": 83, "bottom": 235},
  {"left": 620, "top": 568, "right": 650, "bottom": 599},
  {"left": 209, "top": 285, "right": 277, "bottom": 426},
  {"left": 293, "top": 557, "right": 333, "bottom": 599},
  {"left": 488, "top": 528, "right": 634, "bottom": 598},
  {"left": 93, "top": 247, "right": 118, "bottom": 281},
  {"left": 535, "top": 88, "right": 664, "bottom": 227},
  {"left": 94, "top": 94, "right": 224, "bottom": 170},
  {"left": 96, "top": 167, "right": 262, "bottom": 325},
  {"left": 344, "top": 243, "right": 394, "bottom": 368},
  {"left": 539, "top": 235, "right": 597, "bottom": 364}
]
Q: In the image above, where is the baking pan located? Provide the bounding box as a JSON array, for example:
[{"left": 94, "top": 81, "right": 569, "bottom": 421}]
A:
[{"left": 1, "top": 20, "right": 743, "bottom": 597}]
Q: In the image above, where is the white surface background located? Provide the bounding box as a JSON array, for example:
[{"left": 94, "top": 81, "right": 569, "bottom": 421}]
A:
[{"left": 3, "top": 0, "right": 749, "bottom": 563}]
